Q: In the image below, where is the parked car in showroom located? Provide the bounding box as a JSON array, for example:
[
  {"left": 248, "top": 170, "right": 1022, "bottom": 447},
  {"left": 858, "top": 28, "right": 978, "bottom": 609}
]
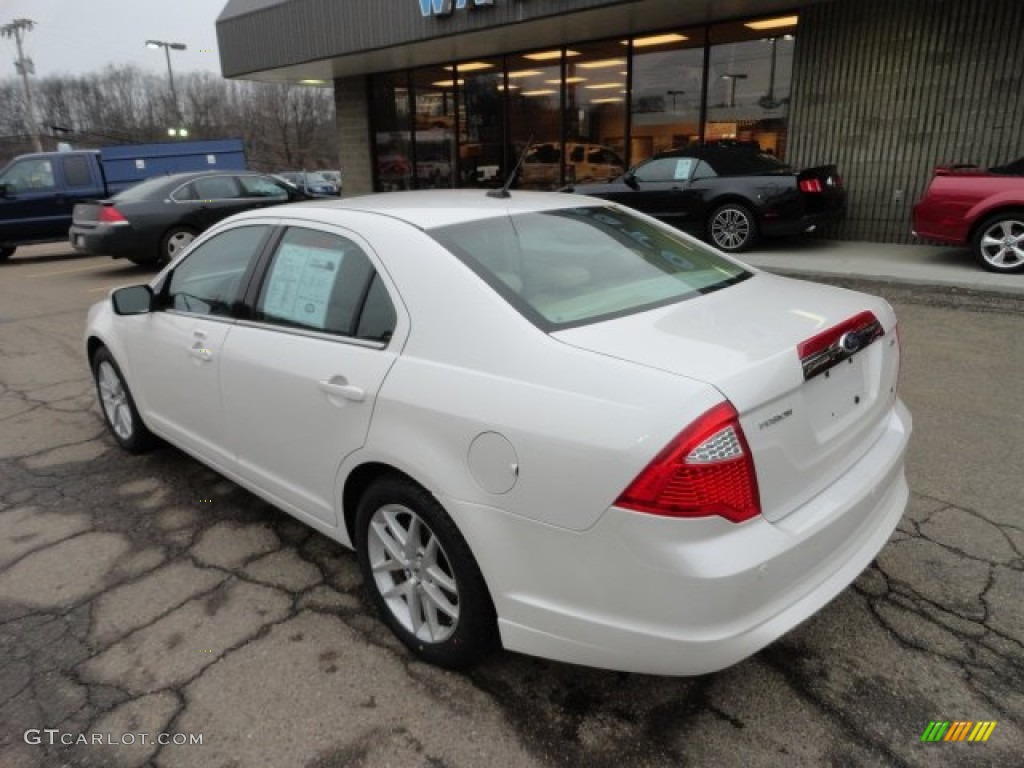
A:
[
  {"left": 86, "top": 190, "right": 910, "bottom": 675},
  {"left": 912, "top": 157, "right": 1024, "bottom": 273},
  {"left": 519, "top": 142, "right": 625, "bottom": 189},
  {"left": 566, "top": 145, "right": 846, "bottom": 252},
  {"left": 70, "top": 171, "right": 310, "bottom": 266}
]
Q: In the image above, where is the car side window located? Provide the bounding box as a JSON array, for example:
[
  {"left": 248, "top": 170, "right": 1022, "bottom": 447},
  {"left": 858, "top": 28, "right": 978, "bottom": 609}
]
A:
[
  {"left": 192, "top": 176, "right": 242, "bottom": 201},
  {"left": 634, "top": 157, "right": 688, "bottom": 183},
  {"left": 355, "top": 274, "right": 397, "bottom": 343},
  {"left": 238, "top": 175, "right": 290, "bottom": 200},
  {"left": 166, "top": 226, "right": 269, "bottom": 317},
  {"left": 171, "top": 183, "right": 198, "bottom": 202},
  {"left": 1, "top": 158, "right": 55, "bottom": 192},
  {"left": 255, "top": 227, "right": 395, "bottom": 341},
  {"left": 61, "top": 156, "right": 92, "bottom": 187},
  {"left": 692, "top": 160, "right": 718, "bottom": 179}
]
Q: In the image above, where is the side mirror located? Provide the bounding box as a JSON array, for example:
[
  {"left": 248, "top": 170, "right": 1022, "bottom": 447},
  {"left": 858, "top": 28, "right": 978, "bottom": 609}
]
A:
[
  {"left": 111, "top": 285, "right": 154, "bottom": 315},
  {"left": 623, "top": 173, "right": 639, "bottom": 190},
  {"left": 0, "top": 183, "right": 15, "bottom": 198}
]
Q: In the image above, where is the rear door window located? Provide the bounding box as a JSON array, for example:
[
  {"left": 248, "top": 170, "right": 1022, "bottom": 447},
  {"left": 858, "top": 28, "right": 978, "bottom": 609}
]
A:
[
  {"left": 61, "top": 156, "right": 93, "bottom": 188},
  {"left": 254, "top": 227, "right": 396, "bottom": 341},
  {"left": 192, "top": 176, "right": 242, "bottom": 201}
]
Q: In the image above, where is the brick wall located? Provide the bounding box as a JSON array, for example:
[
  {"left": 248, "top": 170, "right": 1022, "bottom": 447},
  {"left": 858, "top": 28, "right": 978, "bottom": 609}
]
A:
[{"left": 334, "top": 76, "right": 373, "bottom": 196}]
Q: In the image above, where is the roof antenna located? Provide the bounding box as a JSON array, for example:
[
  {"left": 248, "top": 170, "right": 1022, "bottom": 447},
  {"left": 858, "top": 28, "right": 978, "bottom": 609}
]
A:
[{"left": 487, "top": 135, "right": 533, "bottom": 199}]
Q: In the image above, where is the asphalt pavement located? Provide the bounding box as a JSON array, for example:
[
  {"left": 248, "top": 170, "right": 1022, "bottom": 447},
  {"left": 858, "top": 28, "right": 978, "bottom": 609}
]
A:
[{"left": 2, "top": 242, "right": 1022, "bottom": 767}]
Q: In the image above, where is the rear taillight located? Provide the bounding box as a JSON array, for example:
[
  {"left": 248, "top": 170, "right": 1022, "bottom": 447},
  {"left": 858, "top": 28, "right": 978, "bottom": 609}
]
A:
[
  {"left": 98, "top": 206, "right": 127, "bottom": 224},
  {"left": 615, "top": 402, "right": 761, "bottom": 524},
  {"left": 799, "top": 178, "right": 823, "bottom": 193}
]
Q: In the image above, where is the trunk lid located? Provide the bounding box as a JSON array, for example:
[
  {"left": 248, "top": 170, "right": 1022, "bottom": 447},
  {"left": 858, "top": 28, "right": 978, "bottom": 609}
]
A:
[
  {"left": 552, "top": 272, "right": 901, "bottom": 523},
  {"left": 71, "top": 200, "right": 108, "bottom": 229}
]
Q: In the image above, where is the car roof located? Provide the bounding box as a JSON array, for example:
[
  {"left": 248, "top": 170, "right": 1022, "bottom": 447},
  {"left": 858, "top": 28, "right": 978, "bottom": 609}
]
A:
[{"left": 256, "top": 189, "right": 598, "bottom": 230}]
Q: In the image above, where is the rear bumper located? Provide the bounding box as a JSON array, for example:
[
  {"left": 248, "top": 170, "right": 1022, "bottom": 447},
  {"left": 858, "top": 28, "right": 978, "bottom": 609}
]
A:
[
  {"left": 446, "top": 399, "right": 911, "bottom": 676},
  {"left": 69, "top": 224, "right": 155, "bottom": 261},
  {"left": 760, "top": 205, "right": 845, "bottom": 237}
]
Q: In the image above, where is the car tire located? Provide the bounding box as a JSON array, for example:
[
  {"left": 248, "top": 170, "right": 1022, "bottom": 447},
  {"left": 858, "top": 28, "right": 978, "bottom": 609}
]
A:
[
  {"left": 0, "top": 245, "right": 14, "bottom": 262},
  {"left": 159, "top": 226, "right": 198, "bottom": 266},
  {"left": 972, "top": 212, "right": 1024, "bottom": 273},
  {"left": 356, "top": 474, "right": 497, "bottom": 669},
  {"left": 91, "top": 347, "right": 158, "bottom": 453},
  {"left": 708, "top": 203, "right": 759, "bottom": 253}
]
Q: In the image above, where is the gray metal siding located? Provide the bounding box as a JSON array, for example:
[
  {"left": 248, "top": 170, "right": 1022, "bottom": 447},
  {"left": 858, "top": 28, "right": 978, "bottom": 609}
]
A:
[{"left": 788, "top": 0, "right": 1024, "bottom": 243}]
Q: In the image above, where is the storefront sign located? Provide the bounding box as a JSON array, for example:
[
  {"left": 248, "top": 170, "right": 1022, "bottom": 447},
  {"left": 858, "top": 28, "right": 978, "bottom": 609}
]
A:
[{"left": 419, "top": 0, "right": 494, "bottom": 18}]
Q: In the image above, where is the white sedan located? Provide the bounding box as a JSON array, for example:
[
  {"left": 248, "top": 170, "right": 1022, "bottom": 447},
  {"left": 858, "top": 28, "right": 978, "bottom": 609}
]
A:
[{"left": 85, "top": 190, "right": 911, "bottom": 675}]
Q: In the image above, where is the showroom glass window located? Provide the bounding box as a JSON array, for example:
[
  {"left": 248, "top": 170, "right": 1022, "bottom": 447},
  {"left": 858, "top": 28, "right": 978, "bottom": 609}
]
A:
[
  {"left": 412, "top": 65, "right": 458, "bottom": 189},
  {"left": 508, "top": 48, "right": 563, "bottom": 190},
  {"left": 629, "top": 29, "right": 707, "bottom": 164},
  {"left": 705, "top": 16, "right": 797, "bottom": 159},
  {"left": 166, "top": 226, "right": 270, "bottom": 317},
  {"left": 565, "top": 41, "right": 627, "bottom": 183},
  {"left": 456, "top": 57, "right": 505, "bottom": 187},
  {"left": 371, "top": 72, "right": 413, "bottom": 191}
]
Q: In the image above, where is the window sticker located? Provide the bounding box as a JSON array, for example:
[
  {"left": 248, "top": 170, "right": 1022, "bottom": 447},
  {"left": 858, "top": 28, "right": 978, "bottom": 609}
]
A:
[
  {"left": 262, "top": 243, "right": 343, "bottom": 329},
  {"left": 674, "top": 158, "right": 694, "bottom": 180}
]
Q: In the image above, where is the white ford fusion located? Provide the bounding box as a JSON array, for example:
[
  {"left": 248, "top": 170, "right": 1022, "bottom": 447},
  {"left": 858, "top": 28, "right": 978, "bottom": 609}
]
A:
[{"left": 85, "top": 190, "right": 911, "bottom": 675}]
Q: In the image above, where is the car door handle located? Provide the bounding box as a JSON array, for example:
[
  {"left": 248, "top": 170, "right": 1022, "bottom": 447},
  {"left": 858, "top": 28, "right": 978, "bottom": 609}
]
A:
[
  {"left": 189, "top": 342, "right": 213, "bottom": 362},
  {"left": 319, "top": 377, "right": 365, "bottom": 402}
]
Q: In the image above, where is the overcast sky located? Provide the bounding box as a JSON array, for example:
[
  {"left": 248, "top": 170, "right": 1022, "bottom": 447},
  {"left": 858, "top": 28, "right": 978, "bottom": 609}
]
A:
[{"left": 0, "top": 0, "right": 224, "bottom": 79}]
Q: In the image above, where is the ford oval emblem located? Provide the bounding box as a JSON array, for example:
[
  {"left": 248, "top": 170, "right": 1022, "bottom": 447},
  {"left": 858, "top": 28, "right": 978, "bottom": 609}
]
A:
[{"left": 839, "top": 332, "right": 861, "bottom": 353}]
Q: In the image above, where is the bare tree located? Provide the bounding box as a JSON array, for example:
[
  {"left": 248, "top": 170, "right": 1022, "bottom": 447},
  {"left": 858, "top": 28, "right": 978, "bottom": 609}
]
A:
[{"left": 0, "top": 68, "right": 338, "bottom": 170}]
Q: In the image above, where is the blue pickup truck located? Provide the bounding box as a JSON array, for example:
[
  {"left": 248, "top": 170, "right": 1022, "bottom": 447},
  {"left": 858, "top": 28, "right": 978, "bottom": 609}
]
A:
[{"left": 0, "top": 138, "right": 246, "bottom": 261}]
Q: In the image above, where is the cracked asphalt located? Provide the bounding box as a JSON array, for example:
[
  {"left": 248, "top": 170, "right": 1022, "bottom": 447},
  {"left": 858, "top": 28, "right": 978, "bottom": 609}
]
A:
[{"left": 1, "top": 245, "right": 1022, "bottom": 767}]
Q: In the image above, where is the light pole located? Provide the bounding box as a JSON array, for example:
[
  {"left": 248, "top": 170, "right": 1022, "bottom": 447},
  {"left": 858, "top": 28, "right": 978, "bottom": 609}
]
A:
[
  {"left": 146, "top": 39, "right": 186, "bottom": 131},
  {"left": 2, "top": 18, "right": 43, "bottom": 152},
  {"left": 721, "top": 73, "right": 747, "bottom": 108}
]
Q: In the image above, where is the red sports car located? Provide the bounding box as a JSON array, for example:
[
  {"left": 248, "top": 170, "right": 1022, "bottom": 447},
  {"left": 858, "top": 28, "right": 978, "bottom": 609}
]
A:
[{"left": 912, "top": 158, "right": 1024, "bottom": 273}]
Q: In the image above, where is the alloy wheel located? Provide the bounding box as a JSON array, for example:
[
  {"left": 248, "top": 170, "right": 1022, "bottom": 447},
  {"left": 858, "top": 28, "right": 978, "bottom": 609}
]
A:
[
  {"left": 978, "top": 218, "right": 1024, "bottom": 271},
  {"left": 97, "top": 361, "right": 133, "bottom": 440},
  {"left": 711, "top": 208, "right": 752, "bottom": 251},
  {"left": 366, "top": 503, "right": 460, "bottom": 643}
]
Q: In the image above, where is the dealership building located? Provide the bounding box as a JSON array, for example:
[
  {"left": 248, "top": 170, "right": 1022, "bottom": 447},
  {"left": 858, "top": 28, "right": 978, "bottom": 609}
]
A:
[{"left": 216, "top": 0, "right": 1023, "bottom": 242}]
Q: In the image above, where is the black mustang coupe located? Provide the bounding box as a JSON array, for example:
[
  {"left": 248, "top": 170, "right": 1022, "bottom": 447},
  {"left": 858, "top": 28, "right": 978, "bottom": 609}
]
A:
[{"left": 566, "top": 145, "right": 846, "bottom": 253}]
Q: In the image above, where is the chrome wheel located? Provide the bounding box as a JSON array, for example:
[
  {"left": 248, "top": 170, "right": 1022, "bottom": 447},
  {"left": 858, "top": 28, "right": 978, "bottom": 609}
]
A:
[
  {"left": 366, "top": 503, "right": 459, "bottom": 643},
  {"left": 97, "top": 360, "right": 133, "bottom": 440},
  {"left": 977, "top": 217, "right": 1024, "bottom": 271},
  {"left": 709, "top": 204, "right": 756, "bottom": 252}
]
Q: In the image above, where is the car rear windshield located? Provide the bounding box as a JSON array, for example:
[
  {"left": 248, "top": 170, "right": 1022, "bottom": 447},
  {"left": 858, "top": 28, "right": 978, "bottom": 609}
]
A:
[{"left": 429, "top": 206, "right": 750, "bottom": 330}]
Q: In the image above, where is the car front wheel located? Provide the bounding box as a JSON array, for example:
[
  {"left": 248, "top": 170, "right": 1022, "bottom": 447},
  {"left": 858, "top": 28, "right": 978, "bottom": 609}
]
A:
[
  {"left": 708, "top": 203, "right": 758, "bottom": 253},
  {"left": 159, "top": 226, "right": 198, "bottom": 265},
  {"left": 972, "top": 213, "right": 1024, "bottom": 273},
  {"left": 356, "top": 475, "right": 497, "bottom": 669},
  {"left": 91, "top": 347, "right": 157, "bottom": 453}
]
